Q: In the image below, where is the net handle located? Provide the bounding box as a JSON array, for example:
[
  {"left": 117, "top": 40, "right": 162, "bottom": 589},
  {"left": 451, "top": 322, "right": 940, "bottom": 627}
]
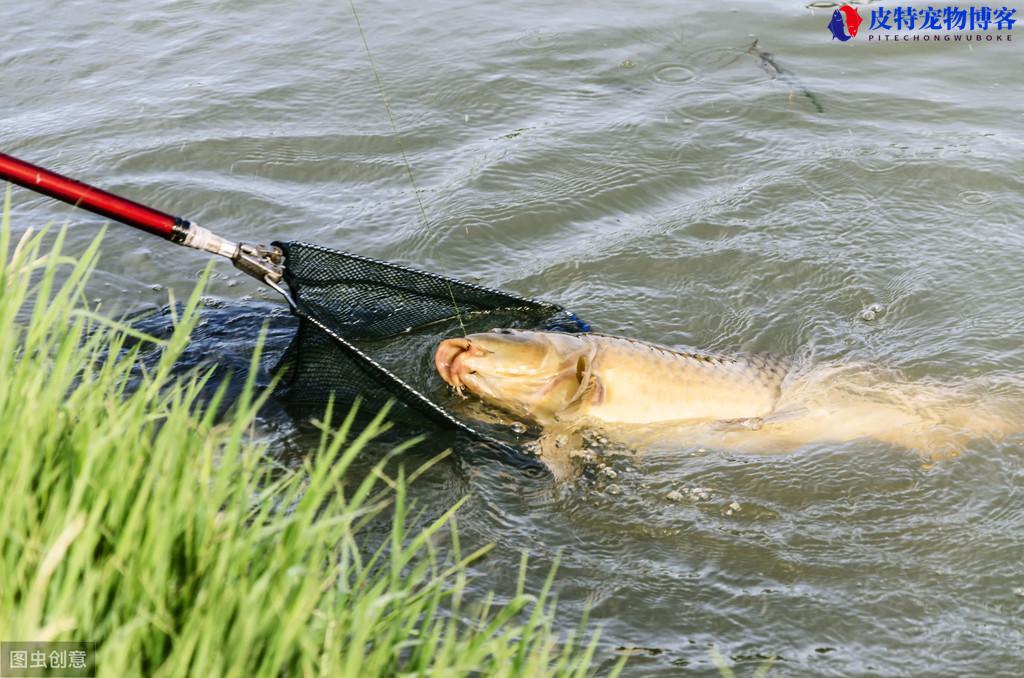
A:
[
  {"left": 0, "top": 151, "right": 191, "bottom": 240},
  {"left": 0, "top": 151, "right": 284, "bottom": 284}
]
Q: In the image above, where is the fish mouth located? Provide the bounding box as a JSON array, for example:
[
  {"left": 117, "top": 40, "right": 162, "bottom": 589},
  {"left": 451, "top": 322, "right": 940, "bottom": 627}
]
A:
[{"left": 435, "top": 338, "right": 473, "bottom": 394}]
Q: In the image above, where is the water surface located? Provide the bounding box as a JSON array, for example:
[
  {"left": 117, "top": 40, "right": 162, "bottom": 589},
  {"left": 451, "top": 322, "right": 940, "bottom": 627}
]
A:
[{"left": 3, "top": 0, "right": 1024, "bottom": 674}]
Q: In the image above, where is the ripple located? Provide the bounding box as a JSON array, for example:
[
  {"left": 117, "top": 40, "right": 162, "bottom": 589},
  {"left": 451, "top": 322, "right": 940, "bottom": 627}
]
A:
[
  {"left": 958, "top": 190, "right": 992, "bottom": 206},
  {"left": 649, "top": 62, "right": 697, "bottom": 86},
  {"left": 687, "top": 46, "right": 771, "bottom": 88},
  {"left": 512, "top": 29, "right": 565, "bottom": 50},
  {"left": 848, "top": 147, "right": 907, "bottom": 174},
  {"left": 676, "top": 90, "right": 755, "bottom": 124}
]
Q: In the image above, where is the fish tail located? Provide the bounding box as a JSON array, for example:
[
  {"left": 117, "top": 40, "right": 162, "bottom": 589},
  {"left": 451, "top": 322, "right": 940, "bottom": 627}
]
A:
[{"left": 767, "top": 368, "right": 1024, "bottom": 456}]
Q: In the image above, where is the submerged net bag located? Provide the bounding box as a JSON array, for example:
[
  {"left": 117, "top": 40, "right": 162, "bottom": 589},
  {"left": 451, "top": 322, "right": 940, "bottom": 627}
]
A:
[{"left": 272, "top": 241, "right": 589, "bottom": 457}]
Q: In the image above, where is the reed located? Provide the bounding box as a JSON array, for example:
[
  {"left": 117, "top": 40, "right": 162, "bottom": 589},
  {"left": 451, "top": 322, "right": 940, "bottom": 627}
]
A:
[{"left": 0, "top": 192, "right": 608, "bottom": 677}]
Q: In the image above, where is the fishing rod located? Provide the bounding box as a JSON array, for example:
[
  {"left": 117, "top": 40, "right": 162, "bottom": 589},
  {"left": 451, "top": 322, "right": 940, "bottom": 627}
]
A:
[{"left": 0, "top": 151, "right": 289, "bottom": 298}]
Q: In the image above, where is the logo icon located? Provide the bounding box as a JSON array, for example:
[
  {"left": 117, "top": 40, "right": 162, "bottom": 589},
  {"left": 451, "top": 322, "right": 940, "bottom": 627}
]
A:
[{"left": 828, "top": 5, "right": 864, "bottom": 41}]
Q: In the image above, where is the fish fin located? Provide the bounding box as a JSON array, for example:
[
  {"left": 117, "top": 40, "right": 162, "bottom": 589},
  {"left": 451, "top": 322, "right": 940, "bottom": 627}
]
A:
[{"left": 564, "top": 350, "right": 603, "bottom": 412}]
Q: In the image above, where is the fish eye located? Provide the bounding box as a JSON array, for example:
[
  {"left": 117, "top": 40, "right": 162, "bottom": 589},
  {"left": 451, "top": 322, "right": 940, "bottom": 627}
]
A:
[{"left": 494, "top": 329, "right": 514, "bottom": 335}]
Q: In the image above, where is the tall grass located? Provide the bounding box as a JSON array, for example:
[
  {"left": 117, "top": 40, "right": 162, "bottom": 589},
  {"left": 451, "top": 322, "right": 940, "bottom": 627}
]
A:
[{"left": 0, "top": 193, "right": 607, "bottom": 676}]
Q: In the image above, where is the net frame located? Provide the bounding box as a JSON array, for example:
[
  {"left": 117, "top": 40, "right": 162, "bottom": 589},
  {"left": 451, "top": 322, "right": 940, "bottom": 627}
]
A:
[{"left": 271, "top": 240, "right": 589, "bottom": 465}]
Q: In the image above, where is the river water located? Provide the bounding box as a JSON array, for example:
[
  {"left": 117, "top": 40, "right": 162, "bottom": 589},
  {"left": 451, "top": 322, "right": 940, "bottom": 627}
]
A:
[{"left": 4, "top": 0, "right": 1024, "bottom": 674}]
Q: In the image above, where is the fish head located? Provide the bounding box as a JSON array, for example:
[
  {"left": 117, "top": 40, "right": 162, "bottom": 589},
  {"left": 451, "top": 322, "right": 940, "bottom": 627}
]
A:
[{"left": 435, "top": 329, "right": 595, "bottom": 423}]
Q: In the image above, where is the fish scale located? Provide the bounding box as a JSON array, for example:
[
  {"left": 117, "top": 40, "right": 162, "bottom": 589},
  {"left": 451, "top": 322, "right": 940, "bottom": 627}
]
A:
[{"left": 581, "top": 334, "right": 791, "bottom": 424}]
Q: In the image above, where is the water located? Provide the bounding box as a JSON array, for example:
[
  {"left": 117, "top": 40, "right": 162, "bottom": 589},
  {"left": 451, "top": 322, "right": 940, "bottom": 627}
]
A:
[{"left": 4, "top": 0, "right": 1024, "bottom": 673}]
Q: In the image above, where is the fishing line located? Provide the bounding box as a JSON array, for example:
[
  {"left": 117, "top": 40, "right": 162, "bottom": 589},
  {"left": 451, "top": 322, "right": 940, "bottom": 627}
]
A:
[{"left": 348, "top": 0, "right": 468, "bottom": 337}]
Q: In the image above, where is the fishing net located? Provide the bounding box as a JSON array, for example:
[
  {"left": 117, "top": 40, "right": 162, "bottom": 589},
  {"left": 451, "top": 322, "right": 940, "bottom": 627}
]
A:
[{"left": 271, "top": 241, "right": 589, "bottom": 462}]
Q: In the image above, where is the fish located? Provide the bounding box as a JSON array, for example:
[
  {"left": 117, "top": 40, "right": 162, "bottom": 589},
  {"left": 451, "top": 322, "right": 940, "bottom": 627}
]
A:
[
  {"left": 828, "top": 10, "right": 853, "bottom": 41},
  {"left": 436, "top": 329, "right": 790, "bottom": 426},
  {"left": 840, "top": 5, "right": 863, "bottom": 37},
  {"left": 435, "top": 329, "right": 1021, "bottom": 477}
]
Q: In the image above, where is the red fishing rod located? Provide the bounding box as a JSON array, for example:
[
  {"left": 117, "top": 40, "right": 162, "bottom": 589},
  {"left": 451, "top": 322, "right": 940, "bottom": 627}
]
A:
[{"left": 0, "top": 151, "right": 285, "bottom": 288}]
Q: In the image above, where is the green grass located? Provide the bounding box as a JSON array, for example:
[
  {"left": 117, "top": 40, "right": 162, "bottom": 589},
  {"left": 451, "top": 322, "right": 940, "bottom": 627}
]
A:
[{"left": 0, "top": 191, "right": 610, "bottom": 676}]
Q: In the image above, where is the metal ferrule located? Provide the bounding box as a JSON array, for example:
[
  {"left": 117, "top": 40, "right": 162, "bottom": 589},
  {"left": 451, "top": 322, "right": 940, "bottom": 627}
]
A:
[
  {"left": 182, "top": 222, "right": 239, "bottom": 259},
  {"left": 181, "top": 222, "right": 286, "bottom": 286}
]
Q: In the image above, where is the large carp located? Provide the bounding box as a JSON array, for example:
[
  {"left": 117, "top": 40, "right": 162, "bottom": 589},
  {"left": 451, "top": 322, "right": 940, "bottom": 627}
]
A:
[
  {"left": 436, "top": 330, "right": 791, "bottom": 425},
  {"left": 435, "top": 329, "right": 1020, "bottom": 474}
]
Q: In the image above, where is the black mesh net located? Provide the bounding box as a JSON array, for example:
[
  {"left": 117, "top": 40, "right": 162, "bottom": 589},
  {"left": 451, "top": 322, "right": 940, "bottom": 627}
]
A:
[{"left": 271, "top": 241, "right": 589, "bottom": 458}]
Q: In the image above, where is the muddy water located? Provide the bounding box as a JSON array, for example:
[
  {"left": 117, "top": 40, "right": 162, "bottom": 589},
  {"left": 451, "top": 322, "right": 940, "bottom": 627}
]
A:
[{"left": 3, "top": 0, "right": 1024, "bottom": 674}]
